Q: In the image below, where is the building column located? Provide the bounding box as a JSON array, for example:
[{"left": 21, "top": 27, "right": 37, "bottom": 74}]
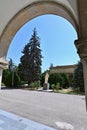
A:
[
  {"left": 0, "top": 68, "right": 3, "bottom": 89},
  {"left": 0, "top": 58, "right": 8, "bottom": 90},
  {"left": 75, "top": 39, "right": 87, "bottom": 109},
  {"left": 82, "top": 59, "right": 87, "bottom": 108}
]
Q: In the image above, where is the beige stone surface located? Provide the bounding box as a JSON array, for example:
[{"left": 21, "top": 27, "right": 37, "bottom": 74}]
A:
[
  {"left": 0, "top": 0, "right": 78, "bottom": 35},
  {"left": 0, "top": 0, "right": 79, "bottom": 59},
  {"left": 50, "top": 65, "right": 77, "bottom": 74},
  {"left": 0, "top": 89, "right": 87, "bottom": 130}
]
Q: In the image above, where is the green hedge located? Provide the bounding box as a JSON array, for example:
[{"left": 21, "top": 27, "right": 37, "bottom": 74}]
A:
[{"left": 3, "top": 70, "right": 20, "bottom": 88}]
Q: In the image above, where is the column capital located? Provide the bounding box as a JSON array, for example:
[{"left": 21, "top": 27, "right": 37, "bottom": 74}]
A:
[
  {"left": 0, "top": 58, "right": 8, "bottom": 69},
  {"left": 75, "top": 39, "right": 87, "bottom": 60}
]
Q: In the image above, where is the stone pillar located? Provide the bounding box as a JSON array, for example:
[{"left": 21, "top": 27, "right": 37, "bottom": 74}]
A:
[
  {"left": 0, "top": 58, "right": 8, "bottom": 90},
  {"left": 0, "top": 68, "right": 2, "bottom": 89},
  {"left": 82, "top": 59, "right": 87, "bottom": 108},
  {"left": 75, "top": 39, "right": 87, "bottom": 109}
]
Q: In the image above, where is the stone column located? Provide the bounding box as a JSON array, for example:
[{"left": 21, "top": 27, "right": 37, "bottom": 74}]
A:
[
  {"left": 0, "top": 58, "right": 8, "bottom": 90},
  {"left": 0, "top": 68, "right": 2, "bottom": 89},
  {"left": 75, "top": 39, "right": 87, "bottom": 110},
  {"left": 82, "top": 59, "right": 87, "bottom": 108}
]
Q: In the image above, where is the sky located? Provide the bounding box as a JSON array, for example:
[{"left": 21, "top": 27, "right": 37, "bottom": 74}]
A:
[{"left": 6, "top": 14, "right": 80, "bottom": 72}]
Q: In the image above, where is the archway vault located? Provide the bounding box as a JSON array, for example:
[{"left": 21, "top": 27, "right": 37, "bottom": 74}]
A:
[{"left": 0, "top": 0, "right": 79, "bottom": 59}]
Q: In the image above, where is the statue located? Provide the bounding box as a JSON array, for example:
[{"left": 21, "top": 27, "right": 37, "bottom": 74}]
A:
[{"left": 45, "top": 72, "right": 49, "bottom": 83}]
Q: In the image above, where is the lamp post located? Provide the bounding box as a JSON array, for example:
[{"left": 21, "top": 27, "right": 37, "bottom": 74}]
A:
[
  {"left": 11, "top": 65, "right": 16, "bottom": 87},
  {"left": 9, "top": 58, "right": 16, "bottom": 87}
]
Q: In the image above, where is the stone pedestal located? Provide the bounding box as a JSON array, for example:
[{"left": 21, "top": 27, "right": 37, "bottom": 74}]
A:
[
  {"left": 43, "top": 83, "right": 50, "bottom": 90},
  {"left": 0, "top": 69, "right": 2, "bottom": 89}
]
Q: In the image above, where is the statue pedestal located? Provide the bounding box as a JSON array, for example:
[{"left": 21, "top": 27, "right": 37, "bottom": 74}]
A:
[
  {"left": 43, "top": 83, "right": 49, "bottom": 90},
  {"left": 0, "top": 69, "right": 3, "bottom": 90}
]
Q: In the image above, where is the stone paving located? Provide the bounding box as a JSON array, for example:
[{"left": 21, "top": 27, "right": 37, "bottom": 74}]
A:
[
  {"left": 0, "top": 109, "right": 56, "bottom": 130},
  {"left": 0, "top": 89, "right": 87, "bottom": 130}
]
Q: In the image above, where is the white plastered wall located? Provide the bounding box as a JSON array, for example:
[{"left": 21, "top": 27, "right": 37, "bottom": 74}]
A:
[{"left": 0, "top": 0, "right": 78, "bottom": 36}]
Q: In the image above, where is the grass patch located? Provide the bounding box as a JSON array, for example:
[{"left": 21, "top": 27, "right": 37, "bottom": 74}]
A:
[{"left": 55, "top": 88, "right": 85, "bottom": 95}]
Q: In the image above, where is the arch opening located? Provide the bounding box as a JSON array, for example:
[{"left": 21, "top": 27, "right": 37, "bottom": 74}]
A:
[{"left": 6, "top": 14, "right": 79, "bottom": 72}]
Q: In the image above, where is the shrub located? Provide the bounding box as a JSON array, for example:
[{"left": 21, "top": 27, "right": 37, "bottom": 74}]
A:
[
  {"left": 20, "top": 80, "right": 28, "bottom": 86},
  {"left": 51, "top": 84, "right": 56, "bottom": 90},
  {"left": 2, "top": 69, "right": 11, "bottom": 83},
  {"left": 29, "top": 81, "right": 40, "bottom": 89},
  {"left": 56, "top": 82, "right": 61, "bottom": 90},
  {"left": 60, "top": 73, "right": 70, "bottom": 88},
  {"left": 4, "top": 71, "right": 20, "bottom": 88},
  {"left": 49, "top": 73, "right": 62, "bottom": 87}
]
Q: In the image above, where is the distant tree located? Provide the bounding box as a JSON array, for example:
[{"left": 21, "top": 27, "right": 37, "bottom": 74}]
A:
[
  {"left": 9, "top": 58, "right": 13, "bottom": 70},
  {"left": 2, "top": 64, "right": 20, "bottom": 88},
  {"left": 18, "top": 28, "right": 42, "bottom": 84},
  {"left": 3, "top": 71, "right": 20, "bottom": 88},
  {"left": 2, "top": 69, "right": 11, "bottom": 84},
  {"left": 49, "top": 73, "right": 62, "bottom": 87},
  {"left": 49, "top": 63, "right": 53, "bottom": 69},
  {"left": 61, "top": 73, "right": 70, "bottom": 88},
  {"left": 73, "top": 61, "right": 84, "bottom": 92}
]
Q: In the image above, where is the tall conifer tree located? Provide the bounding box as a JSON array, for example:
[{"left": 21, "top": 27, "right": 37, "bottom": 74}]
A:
[{"left": 18, "top": 28, "right": 42, "bottom": 83}]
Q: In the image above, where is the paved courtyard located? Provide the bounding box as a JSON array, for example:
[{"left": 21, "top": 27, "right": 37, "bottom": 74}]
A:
[
  {"left": 0, "top": 89, "right": 87, "bottom": 130},
  {"left": 0, "top": 109, "right": 56, "bottom": 130}
]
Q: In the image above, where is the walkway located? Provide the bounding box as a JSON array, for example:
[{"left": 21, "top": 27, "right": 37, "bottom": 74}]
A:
[
  {"left": 0, "top": 89, "right": 87, "bottom": 130},
  {"left": 0, "top": 109, "right": 55, "bottom": 130}
]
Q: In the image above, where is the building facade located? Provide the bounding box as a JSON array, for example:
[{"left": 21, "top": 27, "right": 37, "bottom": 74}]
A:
[{"left": 50, "top": 64, "right": 77, "bottom": 74}]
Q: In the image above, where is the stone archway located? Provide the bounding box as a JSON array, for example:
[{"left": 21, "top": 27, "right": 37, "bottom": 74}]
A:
[
  {"left": 0, "top": 1, "right": 79, "bottom": 91},
  {"left": 0, "top": 0, "right": 79, "bottom": 88},
  {"left": 0, "top": 0, "right": 80, "bottom": 96},
  {"left": 0, "top": 1, "right": 79, "bottom": 59}
]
